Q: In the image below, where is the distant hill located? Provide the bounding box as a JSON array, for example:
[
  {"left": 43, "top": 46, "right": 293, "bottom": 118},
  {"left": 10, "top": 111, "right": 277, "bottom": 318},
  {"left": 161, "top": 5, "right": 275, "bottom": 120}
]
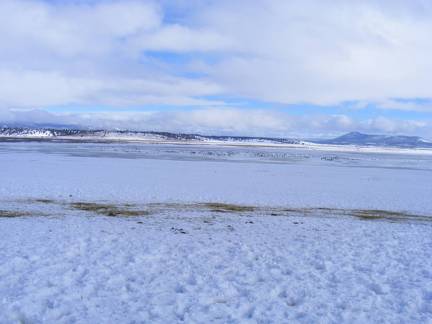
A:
[
  {"left": 0, "top": 127, "right": 301, "bottom": 145},
  {"left": 315, "top": 132, "right": 432, "bottom": 148},
  {"left": 1, "top": 127, "right": 431, "bottom": 149}
]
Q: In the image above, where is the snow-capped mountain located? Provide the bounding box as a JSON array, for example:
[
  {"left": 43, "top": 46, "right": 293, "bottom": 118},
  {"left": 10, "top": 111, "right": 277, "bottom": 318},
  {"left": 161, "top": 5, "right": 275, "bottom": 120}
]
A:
[
  {"left": 1, "top": 127, "right": 431, "bottom": 148},
  {"left": 315, "top": 132, "right": 432, "bottom": 148},
  {"left": 0, "top": 127, "right": 301, "bottom": 145}
]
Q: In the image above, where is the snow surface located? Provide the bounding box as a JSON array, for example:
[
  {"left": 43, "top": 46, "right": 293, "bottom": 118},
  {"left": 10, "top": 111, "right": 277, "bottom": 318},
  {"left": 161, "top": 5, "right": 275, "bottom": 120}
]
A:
[
  {"left": 1, "top": 142, "right": 432, "bottom": 323},
  {"left": 1, "top": 142, "right": 432, "bottom": 213}
]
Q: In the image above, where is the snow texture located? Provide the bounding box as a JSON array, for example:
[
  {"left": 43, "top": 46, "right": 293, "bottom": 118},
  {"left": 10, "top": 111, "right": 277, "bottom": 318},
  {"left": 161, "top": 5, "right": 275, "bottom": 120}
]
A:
[{"left": 0, "top": 142, "right": 431, "bottom": 323}]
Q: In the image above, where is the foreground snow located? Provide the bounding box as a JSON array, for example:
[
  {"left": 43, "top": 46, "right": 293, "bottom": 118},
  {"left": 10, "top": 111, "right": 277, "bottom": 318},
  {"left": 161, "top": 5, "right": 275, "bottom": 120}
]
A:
[
  {"left": 1, "top": 209, "right": 431, "bottom": 323},
  {"left": 1, "top": 142, "right": 432, "bottom": 323}
]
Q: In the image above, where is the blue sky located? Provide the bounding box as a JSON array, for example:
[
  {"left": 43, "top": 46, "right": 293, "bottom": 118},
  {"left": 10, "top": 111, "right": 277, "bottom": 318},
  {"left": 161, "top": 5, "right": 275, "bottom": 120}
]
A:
[{"left": 1, "top": 0, "right": 432, "bottom": 137}]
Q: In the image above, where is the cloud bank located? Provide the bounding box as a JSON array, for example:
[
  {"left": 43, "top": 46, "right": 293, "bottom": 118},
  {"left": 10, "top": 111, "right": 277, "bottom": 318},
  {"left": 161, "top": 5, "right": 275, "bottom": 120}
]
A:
[
  {"left": 1, "top": 0, "right": 432, "bottom": 136},
  {"left": 2, "top": 108, "right": 431, "bottom": 139}
]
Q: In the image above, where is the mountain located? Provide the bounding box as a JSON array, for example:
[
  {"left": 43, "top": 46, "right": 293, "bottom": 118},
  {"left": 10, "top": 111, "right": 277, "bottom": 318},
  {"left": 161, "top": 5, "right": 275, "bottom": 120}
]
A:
[
  {"left": 1, "top": 127, "right": 431, "bottom": 148},
  {"left": 315, "top": 132, "right": 432, "bottom": 148}
]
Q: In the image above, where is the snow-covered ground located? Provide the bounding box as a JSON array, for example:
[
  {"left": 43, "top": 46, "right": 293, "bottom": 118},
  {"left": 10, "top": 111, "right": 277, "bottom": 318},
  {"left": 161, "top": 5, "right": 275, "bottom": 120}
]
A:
[{"left": 1, "top": 142, "right": 432, "bottom": 323}]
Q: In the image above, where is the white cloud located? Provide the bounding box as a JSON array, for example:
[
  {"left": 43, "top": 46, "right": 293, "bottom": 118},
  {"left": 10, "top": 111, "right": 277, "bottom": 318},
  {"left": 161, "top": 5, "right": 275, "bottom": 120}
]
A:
[
  {"left": 198, "top": 0, "right": 432, "bottom": 105},
  {"left": 0, "top": 0, "right": 223, "bottom": 108},
  {"left": 0, "top": 0, "right": 161, "bottom": 58},
  {"left": 0, "top": 68, "right": 222, "bottom": 108},
  {"left": 129, "top": 24, "right": 233, "bottom": 52},
  {"left": 375, "top": 99, "right": 432, "bottom": 112}
]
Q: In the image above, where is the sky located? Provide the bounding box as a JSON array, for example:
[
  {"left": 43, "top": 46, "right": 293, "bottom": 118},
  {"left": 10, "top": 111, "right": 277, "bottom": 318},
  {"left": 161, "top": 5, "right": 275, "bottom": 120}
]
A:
[{"left": 1, "top": 0, "right": 432, "bottom": 138}]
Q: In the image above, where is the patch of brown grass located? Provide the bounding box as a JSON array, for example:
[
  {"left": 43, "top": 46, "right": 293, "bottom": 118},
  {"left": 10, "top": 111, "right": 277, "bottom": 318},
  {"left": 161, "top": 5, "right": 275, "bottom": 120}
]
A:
[
  {"left": 282, "top": 208, "right": 312, "bottom": 214},
  {"left": 0, "top": 210, "right": 28, "bottom": 218},
  {"left": 352, "top": 209, "right": 415, "bottom": 221},
  {"left": 69, "top": 202, "right": 149, "bottom": 217},
  {"left": 202, "top": 203, "right": 255, "bottom": 213},
  {"left": 33, "top": 199, "right": 56, "bottom": 204}
]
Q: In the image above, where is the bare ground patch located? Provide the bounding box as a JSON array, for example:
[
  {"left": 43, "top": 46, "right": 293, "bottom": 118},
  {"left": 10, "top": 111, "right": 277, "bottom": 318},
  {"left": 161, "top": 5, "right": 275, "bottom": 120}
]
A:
[
  {"left": 69, "top": 202, "right": 150, "bottom": 217},
  {"left": 6, "top": 198, "right": 432, "bottom": 223},
  {"left": 350, "top": 209, "right": 428, "bottom": 222},
  {"left": 0, "top": 210, "right": 30, "bottom": 218},
  {"left": 201, "top": 203, "right": 256, "bottom": 213},
  {"left": 33, "top": 199, "right": 57, "bottom": 204}
]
